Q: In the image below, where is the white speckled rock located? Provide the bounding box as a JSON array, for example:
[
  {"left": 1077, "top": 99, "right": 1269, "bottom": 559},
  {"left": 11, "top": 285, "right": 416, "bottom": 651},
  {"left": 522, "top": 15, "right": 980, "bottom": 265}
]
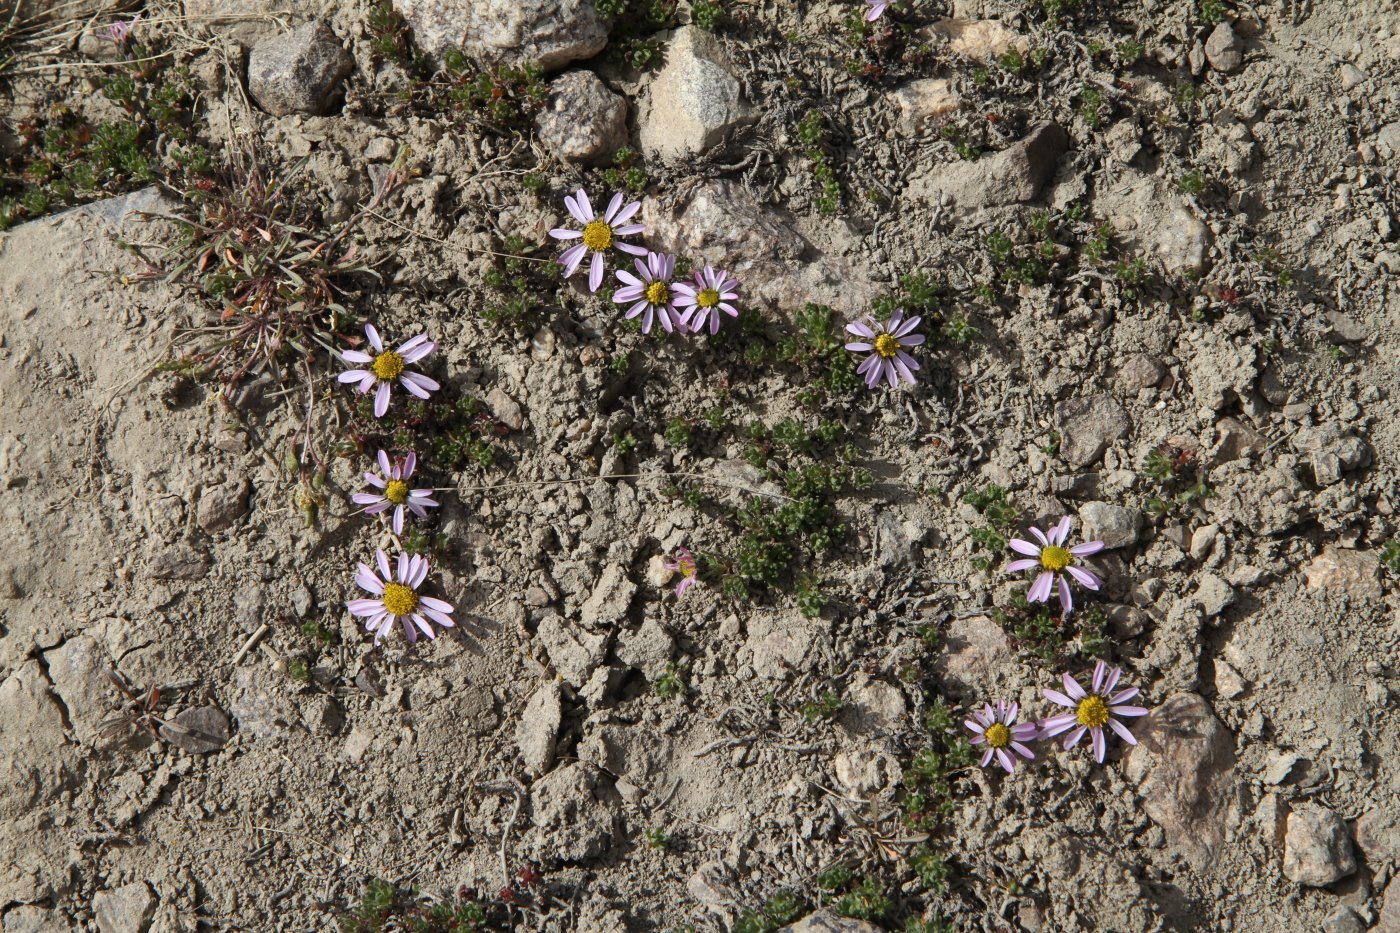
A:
[
  {"left": 246, "top": 20, "right": 353, "bottom": 117},
  {"left": 535, "top": 71, "right": 628, "bottom": 165},
  {"left": 639, "top": 26, "right": 754, "bottom": 160},
  {"left": 393, "top": 0, "right": 607, "bottom": 69}
]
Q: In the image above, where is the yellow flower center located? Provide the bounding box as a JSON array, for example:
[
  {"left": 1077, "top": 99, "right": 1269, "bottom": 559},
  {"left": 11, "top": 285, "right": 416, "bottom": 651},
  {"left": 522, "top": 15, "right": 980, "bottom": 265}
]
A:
[
  {"left": 384, "top": 479, "right": 409, "bottom": 504},
  {"left": 582, "top": 220, "right": 613, "bottom": 251},
  {"left": 372, "top": 350, "right": 405, "bottom": 381},
  {"left": 984, "top": 722, "right": 1011, "bottom": 749},
  {"left": 1076, "top": 695, "right": 1109, "bottom": 728},
  {"left": 1040, "top": 545, "right": 1071, "bottom": 571},
  {"left": 381, "top": 582, "right": 419, "bottom": 617},
  {"left": 697, "top": 288, "right": 720, "bottom": 308},
  {"left": 645, "top": 281, "right": 670, "bottom": 306},
  {"left": 873, "top": 333, "right": 898, "bottom": 358}
]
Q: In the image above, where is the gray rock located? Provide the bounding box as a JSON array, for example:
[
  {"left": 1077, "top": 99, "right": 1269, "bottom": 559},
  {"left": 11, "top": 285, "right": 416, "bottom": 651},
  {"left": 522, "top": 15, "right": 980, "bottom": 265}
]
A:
[
  {"left": 580, "top": 564, "right": 636, "bottom": 629},
  {"left": 1124, "top": 693, "right": 1236, "bottom": 869},
  {"left": 516, "top": 682, "right": 563, "bottom": 775},
  {"left": 1213, "top": 658, "right": 1248, "bottom": 699},
  {"left": 875, "top": 510, "right": 927, "bottom": 568},
  {"left": 395, "top": 0, "right": 607, "bottom": 67},
  {"left": 1055, "top": 395, "right": 1131, "bottom": 469},
  {"left": 933, "top": 614, "right": 1014, "bottom": 694},
  {"left": 93, "top": 881, "right": 156, "bottom": 933},
  {"left": 780, "top": 912, "right": 882, "bottom": 933},
  {"left": 43, "top": 635, "right": 111, "bottom": 745},
  {"left": 1299, "top": 540, "right": 1377, "bottom": 599},
  {"left": 1116, "top": 354, "right": 1165, "bottom": 392},
  {"left": 910, "top": 122, "right": 1067, "bottom": 211},
  {"left": 1192, "top": 573, "right": 1234, "bottom": 618},
  {"left": 1187, "top": 42, "right": 1206, "bottom": 76},
  {"left": 1326, "top": 311, "right": 1369, "bottom": 344},
  {"left": 247, "top": 20, "right": 353, "bottom": 117},
  {"left": 1377, "top": 123, "right": 1400, "bottom": 160},
  {"left": 639, "top": 26, "right": 754, "bottom": 161},
  {"left": 231, "top": 665, "right": 296, "bottom": 740},
  {"left": 1204, "top": 22, "right": 1244, "bottom": 73},
  {"left": 1380, "top": 876, "right": 1400, "bottom": 933},
  {"left": 1050, "top": 473, "right": 1101, "bottom": 499},
  {"left": 148, "top": 543, "right": 210, "bottom": 580},
  {"left": 69, "top": 186, "right": 176, "bottom": 230},
  {"left": 1356, "top": 807, "right": 1400, "bottom": 863},
  {"left": 528, "top": 762, "right": 613, "bottom": 861},
  {"left": 160, "top": 706, "right": 229, "bottom": 754},
  {"left": 1323, "top": 908, "right": 1366, "bottom": 933},
  {"left": 536, "top": 613, "right": 607, "bottom": 687},
  {"left": 887, "top": 78, "right": 960, "bottom": 132},
  {"left": 615, "top": 618, "right": 673, "bottom": 680},
  {"left": 1293, "top": 421, "right": 1370, "bottom": 486},
  {"left": 2, "top": 905, "right": 61, "bottom": 933},
  {"left": 1095, "top": 169, "right": 1212, "bottom": 276},
  {"left": 535, "top": 71, "right": 627, "bottom": 165},
  {"left": 1211, "top": 417, "right": 1267, "bottom": 464},
  {"left": 924, "top": 18, "right": 1029, "bottom": 61},
  {"left": 643, "top": 179, "right": 878, "bottom": 319},
  {"left": 197, "top": 479, "right": 249, "bottom": 533},
  {"left": 300, "top": 694, "right": 344, "bottom": 735},
  {"left": 1078, "top": 501, "right": 1140, "bottom": 549},
  {"left": 1107, "top": 603, "right": 1150, "bottom": 638},
  {"left": 1283, "top": 805, "right": 1356, "bottom": 886},
  {"left": 1338, "top": 64, "right": 1368, "bottom": 90},
  {"left": 484, "top": 386, "right": 525, "bottom": 431},
  {"left": 1188, "top": 524, "right": 1218, "bottom": 561},
  {"left": 686, "top": 862, "right": 733, "bottom": 916}
]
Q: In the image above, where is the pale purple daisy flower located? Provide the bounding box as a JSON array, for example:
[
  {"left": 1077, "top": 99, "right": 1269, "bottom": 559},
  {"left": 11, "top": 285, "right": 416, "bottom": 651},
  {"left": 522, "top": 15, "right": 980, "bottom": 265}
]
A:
[
  {"left": 674, "top": 265, "right": 740, "bottom": 335},
  {"left": 347, "top": 549, "right": 456, "bottom": 645},
  {"left": 613, "top": 251, "right": 682, "bottom": 334},
  {"left": 965, "top": 699, "right": 1039, "bottom": 773},
  {"left": 663, "top": 547, "right": 699, "bottom": 597},
  {"left": 104, "top": 13, "right": 141, "bottom": 44},
  {"left": 352, "top": 450, "right": 439, "bottom": 535},
  {"left": 845, "top": 308, "right": 924, "bottom": 388},
  {"left": 1038, "top": 661, "right": 1149, "bottom": 763},
  {"left": 864, "top": 0, "right": 889, "bottom": 22},
  {"left": 549, "top": 188, "right": 647, "bottom": 292},
  {"left": 1005, "top": 516, "right": 1104, "bottom": 615},
  {"left": 337, "top": 324, "right": 441, "bottom": 418}
]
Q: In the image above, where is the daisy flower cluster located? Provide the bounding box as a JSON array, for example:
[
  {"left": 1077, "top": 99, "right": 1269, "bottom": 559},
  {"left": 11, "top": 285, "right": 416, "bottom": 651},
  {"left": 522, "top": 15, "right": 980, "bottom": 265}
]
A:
[
  {"left": 549, "top": 187, "right": 741, "bottom": 337},
  {"left": 550, "top": 188, "right": 932, "bottom": 388},
  {"left": 336, "top": 323, "right": 455, "bottom": 646},
  {"left": 966, "top": 661, "right": 1149, "bottom": 771},
  {"left": 959, "top": 517, "right": 1150, "bottom": 772}
]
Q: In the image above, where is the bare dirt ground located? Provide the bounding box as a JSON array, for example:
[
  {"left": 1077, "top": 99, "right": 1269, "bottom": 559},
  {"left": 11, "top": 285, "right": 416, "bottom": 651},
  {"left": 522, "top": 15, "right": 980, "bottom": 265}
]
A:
[{"left": 2, "top": 0, "right": 1399, "bottom": 931}]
